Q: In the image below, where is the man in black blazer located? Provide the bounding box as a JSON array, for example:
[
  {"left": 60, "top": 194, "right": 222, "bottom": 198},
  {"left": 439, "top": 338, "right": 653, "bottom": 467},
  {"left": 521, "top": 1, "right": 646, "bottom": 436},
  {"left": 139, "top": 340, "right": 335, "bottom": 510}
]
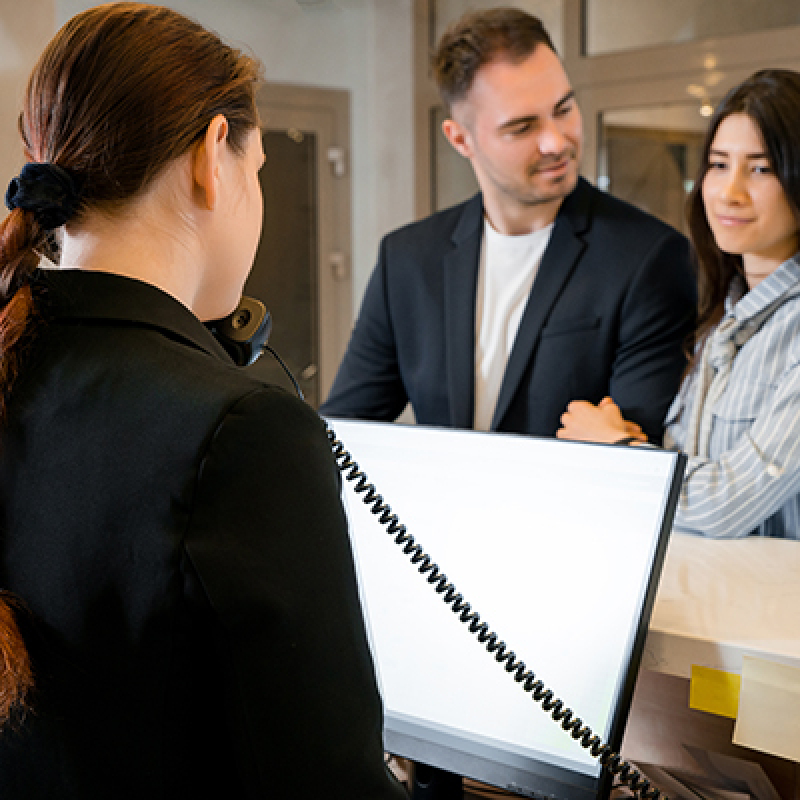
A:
[{"left": 322, "top": 8, "right": 695, "bottom": 443}]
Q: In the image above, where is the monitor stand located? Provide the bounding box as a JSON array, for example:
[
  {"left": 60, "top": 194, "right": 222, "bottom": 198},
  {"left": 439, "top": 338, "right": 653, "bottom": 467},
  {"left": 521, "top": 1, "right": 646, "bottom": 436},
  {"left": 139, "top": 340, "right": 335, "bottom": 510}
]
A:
[{"left": 411, "top": 764, "right": 463, "bottom": 799}]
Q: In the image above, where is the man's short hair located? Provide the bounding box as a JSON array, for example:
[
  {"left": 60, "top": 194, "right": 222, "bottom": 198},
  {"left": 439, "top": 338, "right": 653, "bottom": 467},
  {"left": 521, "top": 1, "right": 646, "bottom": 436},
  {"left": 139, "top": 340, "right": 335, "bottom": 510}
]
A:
[{"left": 432, "top": 8, "right": 556, "bottom": 115}]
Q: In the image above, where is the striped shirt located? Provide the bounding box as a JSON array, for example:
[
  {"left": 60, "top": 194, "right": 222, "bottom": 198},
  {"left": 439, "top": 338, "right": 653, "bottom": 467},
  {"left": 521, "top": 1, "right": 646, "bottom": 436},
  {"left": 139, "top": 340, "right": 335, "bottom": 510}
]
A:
[{"left": 665, "top": 253, "right": 800, "bottom": 539}]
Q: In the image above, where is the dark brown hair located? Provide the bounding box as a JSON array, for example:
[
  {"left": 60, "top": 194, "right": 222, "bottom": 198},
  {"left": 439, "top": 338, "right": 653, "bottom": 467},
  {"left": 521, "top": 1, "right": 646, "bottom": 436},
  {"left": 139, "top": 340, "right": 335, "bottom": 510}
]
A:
[
  {"left": 0, "top": 1, "right": 261, "bottom": 723},
  {"left": 687, "top": 69, "right": 800, "bottom": 353},
  {"left": 432, "top": 7, "right": 556, "bottom": 115},
  {"left": 0, "top": 592, "right": 32, "bottom": 728},
  {"left": 0, "top": 2, "right": 261, "bottom": 422}
]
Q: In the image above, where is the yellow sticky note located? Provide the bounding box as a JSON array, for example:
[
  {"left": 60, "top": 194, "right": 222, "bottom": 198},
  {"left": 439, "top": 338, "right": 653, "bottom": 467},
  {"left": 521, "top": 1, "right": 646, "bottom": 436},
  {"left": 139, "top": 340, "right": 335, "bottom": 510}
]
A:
[{"left": 689, "top": 665, "right": 741, "bottom": 718}]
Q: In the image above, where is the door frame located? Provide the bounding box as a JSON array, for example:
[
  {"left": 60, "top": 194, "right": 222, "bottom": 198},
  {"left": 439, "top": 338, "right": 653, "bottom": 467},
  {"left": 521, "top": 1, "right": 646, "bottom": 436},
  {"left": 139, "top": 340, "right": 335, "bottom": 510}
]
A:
[{"left": 256, "top": 83, "right": 352, "bottom": 401}]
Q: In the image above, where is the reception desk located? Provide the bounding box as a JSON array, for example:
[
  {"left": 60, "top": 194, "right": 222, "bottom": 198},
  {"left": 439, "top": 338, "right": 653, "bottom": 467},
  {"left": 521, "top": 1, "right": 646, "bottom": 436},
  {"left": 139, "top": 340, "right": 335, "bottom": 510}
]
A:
[{"left": 621, "top": 534, "right": 800, "bottom": 799}]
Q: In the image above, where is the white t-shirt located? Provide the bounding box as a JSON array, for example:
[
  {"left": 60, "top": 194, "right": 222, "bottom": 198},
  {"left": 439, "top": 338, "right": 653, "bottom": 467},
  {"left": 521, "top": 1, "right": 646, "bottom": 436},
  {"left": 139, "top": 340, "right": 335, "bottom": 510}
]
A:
[{"left": 473, "top": 218, "right": 554, "bottom": 431}]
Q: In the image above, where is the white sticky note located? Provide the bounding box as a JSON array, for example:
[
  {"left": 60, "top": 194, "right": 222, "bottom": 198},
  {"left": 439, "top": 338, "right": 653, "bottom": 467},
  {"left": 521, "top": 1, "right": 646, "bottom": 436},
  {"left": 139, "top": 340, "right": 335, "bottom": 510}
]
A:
[{"left": 733, "top": 655, "right": 800, "bottom": 761}]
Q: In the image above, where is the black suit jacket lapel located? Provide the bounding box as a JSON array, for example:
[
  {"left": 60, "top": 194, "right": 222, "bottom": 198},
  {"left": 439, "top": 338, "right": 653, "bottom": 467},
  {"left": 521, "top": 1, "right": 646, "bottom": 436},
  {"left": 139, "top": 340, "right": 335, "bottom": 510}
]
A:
[
  {"left": 490, "top": 178, "right": 592, "bottom": 430},
  {"left": 443, "top": 194, "right": 483, "bottom": 428}
]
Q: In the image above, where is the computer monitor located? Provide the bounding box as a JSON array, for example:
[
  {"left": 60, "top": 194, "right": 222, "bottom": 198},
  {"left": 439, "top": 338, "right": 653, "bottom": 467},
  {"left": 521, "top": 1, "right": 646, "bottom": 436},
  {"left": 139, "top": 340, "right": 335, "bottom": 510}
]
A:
[{"left": 326, "top": 418, "right": 685, "bottom": 800}]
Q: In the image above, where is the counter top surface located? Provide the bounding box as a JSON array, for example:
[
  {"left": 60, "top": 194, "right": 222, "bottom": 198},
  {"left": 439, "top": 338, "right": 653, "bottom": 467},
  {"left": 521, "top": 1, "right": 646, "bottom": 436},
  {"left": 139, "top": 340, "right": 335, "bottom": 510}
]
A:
[{"left": 643, "top": 533, "right": 800, "bottom": 677}]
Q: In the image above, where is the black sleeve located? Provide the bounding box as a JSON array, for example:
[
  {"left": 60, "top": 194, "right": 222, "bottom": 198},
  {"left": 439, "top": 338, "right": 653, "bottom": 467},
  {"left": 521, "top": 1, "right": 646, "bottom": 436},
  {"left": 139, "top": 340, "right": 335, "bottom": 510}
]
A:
[
  {"left": 610, "top": 231, "right": 697, "bottom": 444},
  {"left": 184, "top": 386, "right": 407, "bottom": 799},
  {"left": 321, "top": 237, "right": 409, "bottom": 421}
]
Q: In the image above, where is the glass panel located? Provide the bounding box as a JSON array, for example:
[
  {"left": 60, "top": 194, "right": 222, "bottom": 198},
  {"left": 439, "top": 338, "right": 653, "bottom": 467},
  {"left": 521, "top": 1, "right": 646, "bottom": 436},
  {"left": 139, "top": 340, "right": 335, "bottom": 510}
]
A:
[
  {"left": 585, "top": 0, "right": 800, "bottom": 56},
  {"left": 433, "top": 0, "right": 564, "bottom": 56},
  {"left": 598, "top": 104, "right": 707, "bottom": 235}
]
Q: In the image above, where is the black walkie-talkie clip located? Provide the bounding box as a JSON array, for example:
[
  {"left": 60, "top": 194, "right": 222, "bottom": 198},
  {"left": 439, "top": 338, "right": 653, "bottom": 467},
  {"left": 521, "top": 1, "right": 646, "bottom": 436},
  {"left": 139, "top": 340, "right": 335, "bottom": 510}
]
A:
[{"left": 206, "top": 296, "right": 272, "bottom": 367}]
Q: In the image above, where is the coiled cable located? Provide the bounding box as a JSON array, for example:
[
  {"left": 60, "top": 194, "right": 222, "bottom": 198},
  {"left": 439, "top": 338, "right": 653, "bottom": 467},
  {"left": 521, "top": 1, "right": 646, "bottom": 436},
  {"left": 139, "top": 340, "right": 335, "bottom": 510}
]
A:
[
  {"left": 256, "top": 339, "right": 662, "bottom": 799},
  {"left": 327, "top": 423, "right": 665, "bottom": 800}
]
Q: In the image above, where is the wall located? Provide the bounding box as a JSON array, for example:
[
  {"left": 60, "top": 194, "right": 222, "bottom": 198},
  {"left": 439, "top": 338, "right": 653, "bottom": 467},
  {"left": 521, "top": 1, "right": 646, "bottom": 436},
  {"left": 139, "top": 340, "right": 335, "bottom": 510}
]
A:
[
  {"left": 586, "top": 0, "right": 800, "bottom": 55},
  {"left": 55, "top": 0, "right": 414, "bottom": 310},
  {"left": 433, "top": 0, "right": 563, "bottom": 53},
  {"left": 0, "top": 2, "right": 55, "bottom": 203}
]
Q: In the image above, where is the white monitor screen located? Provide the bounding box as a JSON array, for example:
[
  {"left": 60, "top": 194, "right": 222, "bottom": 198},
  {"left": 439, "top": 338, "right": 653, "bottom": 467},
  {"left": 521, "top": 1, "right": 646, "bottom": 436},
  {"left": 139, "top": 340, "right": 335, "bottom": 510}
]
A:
[{"left": 327, "top": 419, "right": 684, "bottom": 800}]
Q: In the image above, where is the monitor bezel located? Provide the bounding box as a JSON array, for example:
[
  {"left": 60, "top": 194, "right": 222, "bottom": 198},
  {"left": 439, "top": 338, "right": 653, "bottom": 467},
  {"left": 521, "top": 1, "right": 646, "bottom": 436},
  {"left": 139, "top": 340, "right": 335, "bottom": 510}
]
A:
[{"left": 329, "top": 418, "right": 686, "bottom": 799}]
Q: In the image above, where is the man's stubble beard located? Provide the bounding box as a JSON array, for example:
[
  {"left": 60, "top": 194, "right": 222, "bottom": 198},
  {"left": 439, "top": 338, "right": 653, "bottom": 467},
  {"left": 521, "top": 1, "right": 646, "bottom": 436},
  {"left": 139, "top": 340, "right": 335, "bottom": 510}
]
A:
[{"left": 503, "top": 162, "right": 579, "bottom": 208}]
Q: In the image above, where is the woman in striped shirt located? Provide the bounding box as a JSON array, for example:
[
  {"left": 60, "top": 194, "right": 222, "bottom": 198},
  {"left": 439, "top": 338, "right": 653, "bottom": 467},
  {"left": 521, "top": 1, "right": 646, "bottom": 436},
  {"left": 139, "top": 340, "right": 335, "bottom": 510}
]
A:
[{"left": 558, "top": 69, "right": 800, "bottom": 540}]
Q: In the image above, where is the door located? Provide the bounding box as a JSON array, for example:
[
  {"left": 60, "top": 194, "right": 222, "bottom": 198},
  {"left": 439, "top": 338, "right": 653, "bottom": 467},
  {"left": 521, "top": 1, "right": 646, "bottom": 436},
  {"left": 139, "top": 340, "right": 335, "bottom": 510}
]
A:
[{"left": 245, "top": 85, "right": 352, "bottom": 409}]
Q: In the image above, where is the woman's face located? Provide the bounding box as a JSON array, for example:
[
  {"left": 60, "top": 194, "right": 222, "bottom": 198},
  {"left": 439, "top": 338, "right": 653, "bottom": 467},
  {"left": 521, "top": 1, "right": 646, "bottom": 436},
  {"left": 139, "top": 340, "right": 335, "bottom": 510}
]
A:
[{"left": 702, "top": 112, "right": 800, "bottom": 287}]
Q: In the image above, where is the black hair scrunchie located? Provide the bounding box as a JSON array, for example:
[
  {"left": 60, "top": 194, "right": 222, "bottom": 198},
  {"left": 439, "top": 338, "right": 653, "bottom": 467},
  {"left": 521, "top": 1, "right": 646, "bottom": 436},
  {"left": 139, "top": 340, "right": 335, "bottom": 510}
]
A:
[{"left": 5, "top": 163, "right": 83, "bottom": 231}]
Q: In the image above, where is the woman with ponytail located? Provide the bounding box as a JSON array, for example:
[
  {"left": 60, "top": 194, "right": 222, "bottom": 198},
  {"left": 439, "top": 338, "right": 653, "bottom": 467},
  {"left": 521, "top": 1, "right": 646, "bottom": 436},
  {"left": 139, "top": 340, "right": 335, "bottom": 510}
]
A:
[{"left": 0, "top": 5, "right": 407, "bottom": 798}]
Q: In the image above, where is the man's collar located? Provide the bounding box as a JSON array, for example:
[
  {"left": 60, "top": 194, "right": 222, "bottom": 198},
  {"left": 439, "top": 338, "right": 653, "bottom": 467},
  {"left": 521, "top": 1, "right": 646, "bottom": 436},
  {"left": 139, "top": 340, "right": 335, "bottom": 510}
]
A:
[
  {"left": 555, "top": 175, "right": 592, "bottom": 235},
  {"left": 454, "top": 176, "right": 592, "bottom": 244}
]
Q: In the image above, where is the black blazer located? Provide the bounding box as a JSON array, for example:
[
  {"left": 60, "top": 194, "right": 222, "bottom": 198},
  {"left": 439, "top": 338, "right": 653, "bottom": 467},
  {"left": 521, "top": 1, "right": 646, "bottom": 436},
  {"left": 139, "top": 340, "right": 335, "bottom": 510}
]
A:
[
  {"left": 0, "top": 270, "right": 407, "bottom": 800},
  {"left": 322, "top": 179, "right": 696, "bottom": 443}
]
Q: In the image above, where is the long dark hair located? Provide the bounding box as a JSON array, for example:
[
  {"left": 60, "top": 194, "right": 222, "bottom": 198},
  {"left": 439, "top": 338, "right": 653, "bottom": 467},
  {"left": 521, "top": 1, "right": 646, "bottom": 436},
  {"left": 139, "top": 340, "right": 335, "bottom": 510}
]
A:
[
  {"left": 0, "top": 1, "right": 262, "bottom": 728},
  {"left": 687, "top": 69, "right": 800, "bottom": 352}
]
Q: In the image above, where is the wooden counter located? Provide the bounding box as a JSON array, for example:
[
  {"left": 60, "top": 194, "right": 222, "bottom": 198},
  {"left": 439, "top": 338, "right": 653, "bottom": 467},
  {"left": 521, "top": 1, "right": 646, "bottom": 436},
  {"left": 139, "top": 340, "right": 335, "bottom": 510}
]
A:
[{"left": 622, "top": 534, "right": 800, "bottom": 799}]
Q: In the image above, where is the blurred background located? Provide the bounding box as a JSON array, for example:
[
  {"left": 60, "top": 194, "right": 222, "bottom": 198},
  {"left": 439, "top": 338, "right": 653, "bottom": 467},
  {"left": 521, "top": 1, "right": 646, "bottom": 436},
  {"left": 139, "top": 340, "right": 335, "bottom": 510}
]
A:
[{"left": 4, "top": 0, "right": 800, "bottom": 406}]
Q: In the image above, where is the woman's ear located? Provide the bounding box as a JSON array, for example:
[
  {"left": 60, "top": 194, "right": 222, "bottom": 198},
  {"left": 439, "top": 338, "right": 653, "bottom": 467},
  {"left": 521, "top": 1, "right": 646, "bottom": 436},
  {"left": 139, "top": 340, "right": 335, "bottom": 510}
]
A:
[{"left": 192, "top": 115, "right": 230, "bottom": 211}]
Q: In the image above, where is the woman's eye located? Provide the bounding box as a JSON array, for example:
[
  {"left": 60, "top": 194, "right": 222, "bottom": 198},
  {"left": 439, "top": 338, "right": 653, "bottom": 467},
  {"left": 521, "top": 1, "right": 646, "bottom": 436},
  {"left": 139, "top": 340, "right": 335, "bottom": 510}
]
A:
[
  {"left": 753, "top": 164, "right": 773, "bottom": 174},
  {"left": 707, "top": 161, "right": 726, "bottom": 170}
]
